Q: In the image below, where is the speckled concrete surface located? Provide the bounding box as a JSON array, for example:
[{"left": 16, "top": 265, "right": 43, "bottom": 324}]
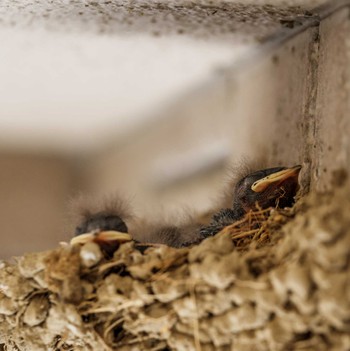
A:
[{"left": 0, "top": 1, "right": 322, "bottom": 39}]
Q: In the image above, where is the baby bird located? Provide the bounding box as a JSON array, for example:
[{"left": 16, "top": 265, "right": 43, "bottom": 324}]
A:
[
  {"left": 200, "top": 165, "right": 302, "bottom": 238},
  {"left": 70, "top": 195, "right": 133, "bottom": 256},
  {"left": 71, "top": 165, "right": 302, "bottom": 252}
]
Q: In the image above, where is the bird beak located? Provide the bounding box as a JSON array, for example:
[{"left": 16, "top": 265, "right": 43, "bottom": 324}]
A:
[
  {"left": 70, "top": 230, "right": 132, "bottom": 246},
  {"left": 251, "top": 165, "right": 302, "bottom": 193}
]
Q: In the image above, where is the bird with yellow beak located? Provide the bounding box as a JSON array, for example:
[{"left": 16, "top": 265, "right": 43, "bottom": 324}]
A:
[
  {"left": 70, "top": 165, "right": 302, "bottom": 251},
  {"left": 200, "top": 165, "right": 302, "bottom": 238}
]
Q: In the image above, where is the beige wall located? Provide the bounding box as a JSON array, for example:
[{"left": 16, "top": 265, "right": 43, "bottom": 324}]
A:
[
  {"left": 82, "top": 6, "right": 350, "bottom": 217},
  {"left": 313, "top": 9, "right": 350, "bottom": 192},
  {"left": 0, "top": 152, "right": 77, "bottom": 259}
]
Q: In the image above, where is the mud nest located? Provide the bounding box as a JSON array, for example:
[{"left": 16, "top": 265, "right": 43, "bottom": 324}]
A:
[{"left": 1, "top": 183, "right": 350, "bottom": 351}]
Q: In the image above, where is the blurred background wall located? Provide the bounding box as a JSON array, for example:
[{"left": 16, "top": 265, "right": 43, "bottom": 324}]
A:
[
  {"left": 0, "top": 153, "right": 78, "bottom": 258},
  {"left": 0, "top": 0, "right": 349, "bottom": 259}
]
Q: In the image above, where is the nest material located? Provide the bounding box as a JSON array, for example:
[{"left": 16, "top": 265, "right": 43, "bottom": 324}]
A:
[{"left": 1, "top": 184, "right": 350, "bottom": 351}]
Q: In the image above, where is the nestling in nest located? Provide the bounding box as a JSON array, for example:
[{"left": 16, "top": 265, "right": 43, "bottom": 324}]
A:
[{"left": 70, "top": 165, "right": 302, "bottom": 255}]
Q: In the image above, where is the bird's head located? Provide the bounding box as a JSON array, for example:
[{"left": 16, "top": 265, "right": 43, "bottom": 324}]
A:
[
  {"left": 71, "top": 213, "right": 131, "bottom": 257},
  {"left": 70, "top": 194, "right": 132, "bottom": 256},
  {"left": 232, "top": 165, "right": 302, "bottom": 215}
]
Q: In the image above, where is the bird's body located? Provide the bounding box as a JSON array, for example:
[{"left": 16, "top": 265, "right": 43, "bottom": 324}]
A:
[
  {"left": 132, "top": 220, "right": 203, "bottom": 248},
  {"left": 198, "top": 208, "right": 238, "bottom": 240},
  {"left": 199, "top": 165, "right": 302, "bottom": 239},
  {"left": 71, "top": 165, "right": 302, "bottom": 252}
]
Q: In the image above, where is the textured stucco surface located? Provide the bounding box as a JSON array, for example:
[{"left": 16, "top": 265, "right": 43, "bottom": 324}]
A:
[{"left": 312, "top": 9, "right": 350, "bottom": 192}]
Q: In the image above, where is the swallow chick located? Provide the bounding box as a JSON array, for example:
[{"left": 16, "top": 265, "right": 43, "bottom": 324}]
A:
[
  {"left": 70, "top": 194, "right": 133, "bottom": 256},
  {"left": 200, "top": 165, "right": 302, "bottom": 238},
  {"left": 70, "top": 195, "right": 202, "bottom": 252},
  {"left": 131, "top": 214, "right": 203, "bottom": 249},
  {"left": 69, "top": 165, "right": 302, "bottom": 251},
  {"left": 132, "top": 165, "right": 302, "bottom": 247}
]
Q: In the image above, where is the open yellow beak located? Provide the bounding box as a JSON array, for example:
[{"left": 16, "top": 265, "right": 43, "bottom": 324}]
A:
[
  {"left": 70, "top": 230, "right": 132, "bottom": 246},
  {"left": 251, "top": 165, "right": 302, "bottom": 193}
]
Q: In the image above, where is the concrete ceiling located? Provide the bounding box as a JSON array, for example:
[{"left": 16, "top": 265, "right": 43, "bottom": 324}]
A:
[{"left": 0, "top": 0, "right": 327, "bottom": 154}]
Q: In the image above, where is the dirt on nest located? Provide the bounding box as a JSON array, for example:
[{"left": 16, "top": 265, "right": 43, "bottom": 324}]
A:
[{"left": 0, "top": 182, "right": 350, "bottom": 351}]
